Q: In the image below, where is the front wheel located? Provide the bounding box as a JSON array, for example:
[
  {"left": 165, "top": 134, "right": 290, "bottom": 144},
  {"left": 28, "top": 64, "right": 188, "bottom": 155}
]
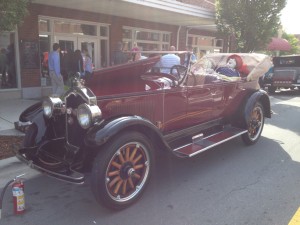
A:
[
  {"left": 241, "top": 102, "right": 264, "bottom": 145},
  {"left": 91, "top": 131, "right": 153, "bottom": 210}
]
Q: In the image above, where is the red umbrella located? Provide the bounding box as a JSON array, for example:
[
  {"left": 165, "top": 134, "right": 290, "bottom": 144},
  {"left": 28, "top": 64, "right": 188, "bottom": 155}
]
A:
[{"left": 267, "top": 37, "right": 291, "bottom": 51}]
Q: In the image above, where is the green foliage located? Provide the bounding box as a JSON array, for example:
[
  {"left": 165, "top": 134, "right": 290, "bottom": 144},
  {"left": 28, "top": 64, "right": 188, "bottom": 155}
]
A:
[
  {"left": 281, "top": 32, "right": 299, "bottom": 55},
  {"left": 0, "top": 0, "right": 30, "bottom": 32},
  {"left": 216, "top": 0, "right": 286, "bottom": 53}
]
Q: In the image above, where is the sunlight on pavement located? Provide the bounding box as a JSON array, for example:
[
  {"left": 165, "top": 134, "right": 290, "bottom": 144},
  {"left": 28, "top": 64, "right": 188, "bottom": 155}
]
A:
[
  {"left": 263, "top": 124, "right": 300, "bottom": 163},
  {"left": 288, "top": 207, "right": 300, "bottom": 225}
]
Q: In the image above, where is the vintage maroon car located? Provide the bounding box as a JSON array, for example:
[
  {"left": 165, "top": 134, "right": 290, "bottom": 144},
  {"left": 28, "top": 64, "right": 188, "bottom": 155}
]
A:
[
  {"left": 263, "top": 55, "right": 300, "bottom": 93},
  {"left": 15, "top": 52, "right": 272, "bottom": 209}
]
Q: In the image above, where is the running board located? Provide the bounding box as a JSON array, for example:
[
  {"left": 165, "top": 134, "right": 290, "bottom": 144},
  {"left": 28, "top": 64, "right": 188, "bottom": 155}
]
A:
[{"left": 173, "top": 126, "right": 247, "bottom": 157}]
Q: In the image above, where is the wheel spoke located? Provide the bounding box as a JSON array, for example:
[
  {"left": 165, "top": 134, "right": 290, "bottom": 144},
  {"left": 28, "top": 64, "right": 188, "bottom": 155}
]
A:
[
  {"left": 111, "top": 161, "right": 121, "bottom": 169},
  {"left": 108, "top": 170, "right": 120, "bottom": 177},
  {"left": 114, "top": 180, "right": 123, "bottom": 194},
  {"left": 118, "top": 152, "right": 125, "bottom": 164},
  {"left": 134, "top": 164, "right": 144, "bottom": 170},
  {"left": 133, "top": 173, "right": 141, "bottom": 179},
  {"left": 128, "top": 177, "right": 134, "bottom": 189},
  {"left": 133, "top": 154, "right": 143, "bottom": 165},
  {"left": 122, "top": 180, "right": 127, "bottom": 195},
  {"left": 125, "top": 147, "right": 130, "bottom": 161},
  {"left": 129, "top": 147, "right": 138, "bottom": 161},
  {"left": 109, "top": 176, "right": 121, "bottom": 188}
]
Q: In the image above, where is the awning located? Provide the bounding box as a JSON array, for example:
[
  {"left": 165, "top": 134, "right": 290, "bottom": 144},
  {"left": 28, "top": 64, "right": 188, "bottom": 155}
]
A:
[{"left": 267, "top": 37, "right": 291, "bottom": 51}]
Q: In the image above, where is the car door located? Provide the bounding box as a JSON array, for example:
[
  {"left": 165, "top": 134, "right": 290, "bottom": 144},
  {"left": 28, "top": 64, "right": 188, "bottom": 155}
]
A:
[
  {"left": 162, "top": 85, "right": 188, "bottom": 133},
  {"left": 185, "top": 73, "right": 216, "bottom": 127}
]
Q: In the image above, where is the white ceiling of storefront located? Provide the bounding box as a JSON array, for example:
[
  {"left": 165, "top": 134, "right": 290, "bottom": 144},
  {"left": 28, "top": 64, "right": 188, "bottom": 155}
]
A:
[{"left": 32, "top": 0, "right": 216, "bottom": 29}]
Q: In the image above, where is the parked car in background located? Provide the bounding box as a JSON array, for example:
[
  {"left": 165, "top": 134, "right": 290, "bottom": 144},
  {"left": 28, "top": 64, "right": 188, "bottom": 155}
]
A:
[
  {"left": 15, "top": 52, "right": 272, "bottom": 210},
  {"left": 263, "top": 55, "right": 300, "bottom": 93}
]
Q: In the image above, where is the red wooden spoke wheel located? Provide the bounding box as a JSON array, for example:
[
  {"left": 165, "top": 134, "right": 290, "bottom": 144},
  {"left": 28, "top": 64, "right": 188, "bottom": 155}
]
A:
[{"left": 91, "top": 131, "right": 153, "bottom": 209}]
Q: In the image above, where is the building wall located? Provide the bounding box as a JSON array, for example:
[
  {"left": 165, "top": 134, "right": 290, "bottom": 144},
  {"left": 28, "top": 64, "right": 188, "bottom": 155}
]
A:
[{"left": 12, "top": 2, "right": 221, "bottom": 99}]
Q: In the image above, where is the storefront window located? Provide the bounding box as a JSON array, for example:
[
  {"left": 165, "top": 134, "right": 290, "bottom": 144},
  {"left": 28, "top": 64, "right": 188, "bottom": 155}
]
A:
[
  {"left": 188, "top": 34, "right": 223, "bottom": 57},
  {"left": 100, "top": 26, "right": 108, "bottom": 37},
  {"left": 0, "top": 32, "right": 17, "bottom": 89},
  {"left": 39, "top": 19, "right": 50, "bottom": 32},
  {"left": 136, "top": 30, "right": 160, "bottom": 41},
  {"left": 54, "top": 21, "right": 97, "bottom": 36},
  {"left": 122, "top": 27, "right": 170, "bottom": 51},
  {"left": 123, "top": 29, "right": 132, "bottom": 39}
]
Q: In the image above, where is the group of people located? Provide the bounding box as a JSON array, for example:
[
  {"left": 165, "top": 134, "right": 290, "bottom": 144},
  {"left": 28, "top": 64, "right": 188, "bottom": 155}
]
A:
[
  {"left": 48, "top": 43, "right": 93, "bottom": 96},
  {"left": 111, "top": 41, "right": 198, "bottom": 76}
]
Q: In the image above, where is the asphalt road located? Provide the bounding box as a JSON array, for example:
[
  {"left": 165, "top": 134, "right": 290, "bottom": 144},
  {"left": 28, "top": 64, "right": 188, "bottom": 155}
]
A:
[{"left": 0, "top": 90, "right": 300, "bottom": 225}]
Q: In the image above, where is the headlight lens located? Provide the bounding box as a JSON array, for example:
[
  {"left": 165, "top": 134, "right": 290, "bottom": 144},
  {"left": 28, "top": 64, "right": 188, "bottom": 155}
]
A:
[
  {"left": 43, "top": 97, "right": 63, "bottom": 118},
  {"left": 77, "top": 103, "right": 101, "bottom": 129}
]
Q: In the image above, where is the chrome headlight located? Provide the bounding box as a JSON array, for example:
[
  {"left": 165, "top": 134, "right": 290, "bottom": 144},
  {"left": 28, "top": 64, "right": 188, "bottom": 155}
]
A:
[
  {"left": 43, "top": 97, "right": 64, "bottom": 118},
  {"left": 77, "top": 103, "right": 101, "bottom": 129}
]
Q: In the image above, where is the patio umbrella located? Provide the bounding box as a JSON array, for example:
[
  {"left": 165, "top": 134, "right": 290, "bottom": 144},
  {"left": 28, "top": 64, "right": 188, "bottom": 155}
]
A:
[{"left": 267, "top": 37, "right": 291, "bottom": 51}]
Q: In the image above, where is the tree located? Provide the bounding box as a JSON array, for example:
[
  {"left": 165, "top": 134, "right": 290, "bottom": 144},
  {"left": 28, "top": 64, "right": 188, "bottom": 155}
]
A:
[
  {"left": 216, "top": 0, "right": 286, "bottom": 53},
  {"left": 281, "top": 32, "right": 299, "bottom": 55},
  {"left": 0, "top": 0, "right": 30, "bottom": 33}
]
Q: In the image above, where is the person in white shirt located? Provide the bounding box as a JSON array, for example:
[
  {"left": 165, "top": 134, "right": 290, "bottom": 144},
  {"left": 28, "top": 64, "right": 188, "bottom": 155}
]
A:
[{"left": 158, "top": 46, "right": 180, "bottom": 74}]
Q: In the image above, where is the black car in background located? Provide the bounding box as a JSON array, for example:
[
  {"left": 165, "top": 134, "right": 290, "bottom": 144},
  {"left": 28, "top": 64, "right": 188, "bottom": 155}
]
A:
[{"left": 263, "top": 55, "right": 300, "bottom": 93}]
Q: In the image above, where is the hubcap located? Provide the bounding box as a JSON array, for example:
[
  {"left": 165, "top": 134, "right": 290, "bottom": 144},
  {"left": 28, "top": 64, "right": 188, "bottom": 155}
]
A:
[{"left": 105, "top": 142, "right": 150, "bottom": 202}]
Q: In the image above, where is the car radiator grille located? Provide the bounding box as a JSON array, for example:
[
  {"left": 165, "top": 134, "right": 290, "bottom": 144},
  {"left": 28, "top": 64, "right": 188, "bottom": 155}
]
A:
[{"left": 65, "top": 93, "right": 86, "bottom": 148}]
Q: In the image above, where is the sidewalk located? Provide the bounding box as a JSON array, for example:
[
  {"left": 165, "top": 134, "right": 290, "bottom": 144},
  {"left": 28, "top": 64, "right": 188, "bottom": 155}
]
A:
[{"left": 0, "top": 98, "right": 40, "bottom": 136}]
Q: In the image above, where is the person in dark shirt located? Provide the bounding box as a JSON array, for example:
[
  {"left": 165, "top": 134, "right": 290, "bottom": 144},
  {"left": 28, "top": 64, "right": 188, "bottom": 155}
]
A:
[{"left": 111, "top": 42, "right": 128, "bottom": 65}]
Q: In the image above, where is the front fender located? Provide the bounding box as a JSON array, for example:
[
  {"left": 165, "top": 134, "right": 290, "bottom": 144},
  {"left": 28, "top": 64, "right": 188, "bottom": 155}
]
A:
[
  {"left": 19, "top": 101, "right": 43, "bottom": 122},
  {"left": 19, "top": 102, "right": 47, "bottom": 144},
  {"left": 85, "top": 116, "right": 165, "bottom": 147},
  {"left": 245, "top": 89, "right": 271, "bottom": 123}
]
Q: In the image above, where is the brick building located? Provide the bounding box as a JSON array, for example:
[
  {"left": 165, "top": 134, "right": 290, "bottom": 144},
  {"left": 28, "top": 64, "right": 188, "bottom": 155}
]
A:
[{"left": 0, "top": 0, "right": 228, "bottom": 100}]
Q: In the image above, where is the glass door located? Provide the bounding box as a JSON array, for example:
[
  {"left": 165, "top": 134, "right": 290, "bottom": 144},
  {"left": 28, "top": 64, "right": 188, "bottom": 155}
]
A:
[{"left": 78, "top": 37, "right": 99, "bottom": 69}]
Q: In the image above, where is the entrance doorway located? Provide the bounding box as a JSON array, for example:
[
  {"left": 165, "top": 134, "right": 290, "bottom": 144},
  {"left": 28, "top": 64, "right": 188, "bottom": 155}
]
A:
[{"left": 54, "top": 36, "right": 99, "bottom": 69}]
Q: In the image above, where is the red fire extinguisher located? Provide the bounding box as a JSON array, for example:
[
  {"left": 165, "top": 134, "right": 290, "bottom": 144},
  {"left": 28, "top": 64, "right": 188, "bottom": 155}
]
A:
[{"left": 12, "top": 179, "right": 25, "bottom": 215}]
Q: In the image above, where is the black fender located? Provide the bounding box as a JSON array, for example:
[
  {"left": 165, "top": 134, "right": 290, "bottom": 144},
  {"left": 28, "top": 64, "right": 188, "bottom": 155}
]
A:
[
  {"left": 19, "top": 101, "right": 43, "bottom": 122},
  {"left": 85, "top": 116, "right": 167, "bottom": 149},
  {"left": 244, "top": 89, "right": 271, "bottom": 124},
  {"left": 20, "top": 102, "right": 47, "bottom": 145}
]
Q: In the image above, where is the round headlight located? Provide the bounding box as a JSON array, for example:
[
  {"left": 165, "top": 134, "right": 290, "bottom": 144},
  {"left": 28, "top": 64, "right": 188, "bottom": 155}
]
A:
[
  {"left": 43, "top": 97, "right": 63, "bottom": 118},
  {"left": 77, "top": 103, "right": 101, "bottom": 129}
]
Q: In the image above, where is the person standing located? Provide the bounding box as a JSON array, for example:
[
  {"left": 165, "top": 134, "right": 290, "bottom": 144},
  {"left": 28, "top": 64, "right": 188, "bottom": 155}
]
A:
[
  {"left": 158, "top": 46, "right": 180, "bottom": 74},
  {"left": 111, "top": 42, "right": 128, "bottom": 65},
  {"left": 183, "top": 45, "right": 197, "bottom": 67},
  {"left": 82, "top": 48, "right": 93, "bottom": 80},
  {"left": 48, "top": 43, "right": 64, "bottom": 96},
  {"left": 73, "top": 49, "right": 84, "bottom": 76}
]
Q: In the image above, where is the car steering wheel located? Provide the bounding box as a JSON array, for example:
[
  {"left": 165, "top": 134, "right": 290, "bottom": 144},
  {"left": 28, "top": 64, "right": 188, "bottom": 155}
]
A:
[{"left": 170, "top": 65, "right": 187, "bottom": 82}]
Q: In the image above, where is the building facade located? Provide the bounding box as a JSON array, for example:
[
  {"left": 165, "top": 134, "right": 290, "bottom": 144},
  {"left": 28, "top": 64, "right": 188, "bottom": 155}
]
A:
[{"left": 0, "top": 0, "right": 227, "bottom": 99}]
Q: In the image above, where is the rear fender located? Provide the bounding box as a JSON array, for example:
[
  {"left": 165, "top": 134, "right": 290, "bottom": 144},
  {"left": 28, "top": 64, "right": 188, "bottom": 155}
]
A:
[
  {"left": 245, "top": 89, "right": 271, "bottom": 123},
  {"left": 85, "top": 116, "right": 166, "bottom": 148}
]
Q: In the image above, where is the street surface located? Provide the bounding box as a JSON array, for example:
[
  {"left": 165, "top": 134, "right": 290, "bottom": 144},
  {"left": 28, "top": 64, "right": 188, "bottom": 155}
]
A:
[{"left": 0, "top": 90, "right": 300, "bottom": 225}]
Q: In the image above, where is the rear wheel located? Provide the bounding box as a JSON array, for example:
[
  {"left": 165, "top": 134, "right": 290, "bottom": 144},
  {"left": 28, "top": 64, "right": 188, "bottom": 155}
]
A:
[
  {"left": 91, "top": 131, "right": 153, "bottom": 209},
  {"left": 242, "top": 102, "right": 264, "bottom": 145}
]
